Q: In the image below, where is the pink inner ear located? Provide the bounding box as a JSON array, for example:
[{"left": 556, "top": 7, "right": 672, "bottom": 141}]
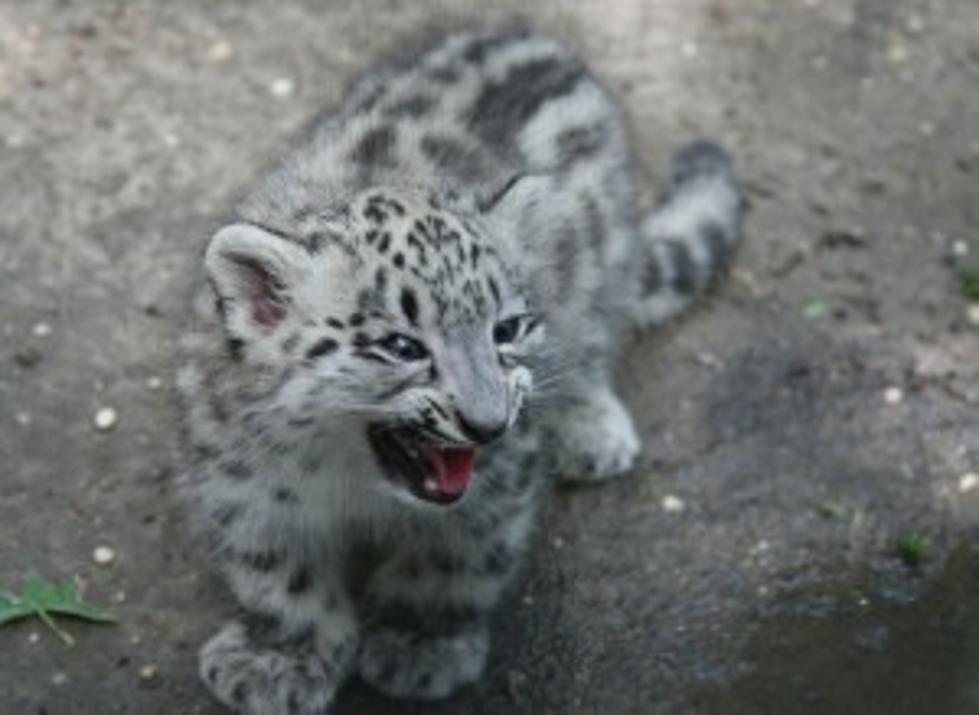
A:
[{"left": 251, "top": 295, "right": 286, "bottom": 327}]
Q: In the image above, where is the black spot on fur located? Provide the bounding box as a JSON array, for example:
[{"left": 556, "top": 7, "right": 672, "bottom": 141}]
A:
[
  {"left": 212, "top": 503, "right": 243, "bottom": 528},
  {"left": 487, "top": 276, "right": 501, "bottom": 307},
  {"left": 420, "top": 134, "right": 487, "bottom": 182},
  {"left": 700, "top": 220, "right": 730, "bottom": 271},
  {"left": 467, "top": 57, "right": 585, "bottom": 147},
  {"left": 377, "top": 232, "right": 391, "bottom": 254},
  {"left": 226, "top": 336, "right": 245, "bottom": 361},
  {"left": 429, "top": 549, "right": 465, "bottom": 575},
  {"left": 231, "top": 682, "right": 248, "bottom": 704},
  {"left": 581, "top": 192, "right": 605, "bottom": 252},
  {"left": 665, "top": 239, "right": 697, "bottom": 294},
  {"left": 642, "top": 257, "right": 662, "bottom": 297},
  {"left": 351, "top": 125, "right": 396, "bottom": 166},
  {"left": 306, "top": 338, "right": 339, "bottom": 360},
  {"left": 482, "top": 544, "right": 514, "bottom": 574},
  {"left": 374, "top": 267, "right": 388, "bottom": 295},
  {"left": 273, "top": 487, "right": 298, "bottom": 504},
  {"left": 287, "top": 565, "right": 313, "bottom": 594},
  {"left": 351, "top": 82, "right": 387, "bottom": 114},
  {"left": 243, "top": 609, "right": 283, "bottom": 641},
  {"left": 325, "top": 317, "right": 345, "bottom": 329},
  {"left": 352, "top": 332, "right": 371, "bottom": 348},
  {"left": 221, "top": 460, "right": 253, "bottom": 481},
  {"left": 400, "top": 287, "right": 419, "bottom": 326},
  {"left": 554, "top": 225, "right": 579, "bottom": 301},
  {"left": 241, "top": 549, "right": 282, "bottom": 572},
  {"left": 280, "top": 332, "right": 300, "bottom": 354},
  {"left": 393, "top": 252, "right": 405, "bottom": 269},
  {"left": 556, "top": 121, "right": 607, "bottom": 165},
  {"left": 384, "top": 94, "right": 434, "bottom": 118},
  {"left": 426, "top": 65, "right": 459, "bottom": 83},
  {"left": 463, "top": 31, "right": 525, "bottom": 64},
  {"left": 348, "top": 312, "right": 365, "bottom": 327}
]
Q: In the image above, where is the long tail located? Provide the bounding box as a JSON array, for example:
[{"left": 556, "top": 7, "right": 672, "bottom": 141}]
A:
[{"left": 633, "top": 140, "right": 744, "bottom": 328}]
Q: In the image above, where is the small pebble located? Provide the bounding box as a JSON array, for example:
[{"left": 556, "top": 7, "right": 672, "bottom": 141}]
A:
[
  {"left": 28, "top": 631, "right": 40, "bottom": 644},
  {"left": 552, "top": 536, "right": 565, "bottom": 549},
  {"left": 680, "top": 41, "right": 698, "bottom": 59},
  {"left": 959, "top": 473, "right": 978, "bottom": 493},
  {"left": 162, "top": 132, "right": 180, "bottom": 148},
  {"left": 905, "top": 14, "right": 925, "bottom": 35},
  {"left": 93, "top": 545, "right": 116, "bottom": 565},
  {"left": 887, "top": 41, "right": 909, "bottom": 64},
  {"left": 15, "top": 412, "right": 31, "bottom": 427},
  {"left": 269, "top": 77, "right": 296, "bottom": 98},
  {"left": 919, "top": 121, "right": 935, "bottom": 137},
  {"left": 32, "top": 322, "right": 51, "bottom": 337},
  {"left": 883, "top": 386, "right": 904, "bottom": 405},
  {"left": 662, "top": 495, "right": 685, "bottom": 513},
  {"left": 51, "top": 672, "right": 68, "bottom": 686},
  {"left": 967, "top": 304, "right": 979, "bottom": 326},
  {"left": 93, "top": 406, "right": 118, "bottom": 431},
  {"left": 113, "top": 590, "right": 127, "bottom": 603},
  {"left": 951, "top": 240, "right": 969, "bottom": 257},
  {"left": 146, "top": 376, "right": 163, "bottom": 390},
  {"left": 139, "top": 664, "right": 159, "bottom": 681},
  {"left": 207, "top": 39, "right": 233, "bottom": 62}
]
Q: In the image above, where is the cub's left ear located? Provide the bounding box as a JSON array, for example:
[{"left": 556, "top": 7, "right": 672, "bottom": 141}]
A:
[{"left": 205, "top": 223, "right": 311, "bottom": 329}]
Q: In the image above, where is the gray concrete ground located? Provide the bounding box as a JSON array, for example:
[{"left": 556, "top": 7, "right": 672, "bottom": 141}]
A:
[{"left": 2, "top": 1, "right": 978, "bottom": 713}]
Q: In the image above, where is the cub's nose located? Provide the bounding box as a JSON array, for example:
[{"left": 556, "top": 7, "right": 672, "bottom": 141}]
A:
[{"left": 455, "top": 410, "right": 507, "bottom": 445}]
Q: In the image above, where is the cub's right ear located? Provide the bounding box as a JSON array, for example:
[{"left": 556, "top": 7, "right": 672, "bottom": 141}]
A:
[{"left": 205, "top": 223, "right": 310, "bottom": 330}]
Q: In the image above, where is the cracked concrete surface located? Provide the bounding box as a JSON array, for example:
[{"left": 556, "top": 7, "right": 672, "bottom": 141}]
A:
[{"left": 2, "top": 1, "right": 978, "bottom": 713}]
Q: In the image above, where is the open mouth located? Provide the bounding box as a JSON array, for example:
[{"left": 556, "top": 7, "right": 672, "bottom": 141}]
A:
[{"left": 367, "top": 423, "right": 477, "bottom": 505}]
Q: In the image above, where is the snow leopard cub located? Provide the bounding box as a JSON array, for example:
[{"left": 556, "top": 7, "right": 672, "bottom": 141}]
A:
[{"left": 177, "top": 27, "right": 742, "bottom": 714}]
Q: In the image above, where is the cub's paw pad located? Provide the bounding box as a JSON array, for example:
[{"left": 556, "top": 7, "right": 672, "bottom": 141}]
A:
[
  {"left": 556, "top": 390, "right": 640, "bottom": 482},
  {"left": 358, "top": 628, "right": 488, "bottom": 700},
  {"left": 200, "top": 622, "right": 334, "bottom": 715}
]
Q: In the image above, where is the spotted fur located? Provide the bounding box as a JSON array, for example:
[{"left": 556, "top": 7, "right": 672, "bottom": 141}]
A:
[{"left": 178, "top": 27, "right": 743, "bottom": 714}]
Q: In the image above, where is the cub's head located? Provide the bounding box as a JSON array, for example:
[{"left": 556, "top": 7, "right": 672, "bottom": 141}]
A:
[{"left": 203, "top": 186, "right": 544, "bottom": 505}]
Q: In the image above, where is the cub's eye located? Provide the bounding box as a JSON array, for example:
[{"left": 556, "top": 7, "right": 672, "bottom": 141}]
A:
[
  {"left": 493, "top": 316, "right": 524, "bottom": 345},
  {"left": 378, "top": 333, "right": 429, "bottom": 362}
]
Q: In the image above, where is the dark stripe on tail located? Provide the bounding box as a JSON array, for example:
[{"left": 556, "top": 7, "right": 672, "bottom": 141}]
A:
[{"left": 635, "top": 141, "right": 744, "bottom": 327}]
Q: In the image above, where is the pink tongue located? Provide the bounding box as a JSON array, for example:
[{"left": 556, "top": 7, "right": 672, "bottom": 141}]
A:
[{"left": 426, "top": 447, "right": 476, "bottom": 496}]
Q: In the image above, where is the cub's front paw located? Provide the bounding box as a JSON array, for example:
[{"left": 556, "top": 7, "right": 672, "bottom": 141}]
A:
[
  {"left": 200, "top": 622, "right": 335, "bottom": 715},
  {"left": 358, "top": 628, "right": 488, "bottom": 700},
  {"left": 555, "top": 388, "right": 641, "bottom": 482}
]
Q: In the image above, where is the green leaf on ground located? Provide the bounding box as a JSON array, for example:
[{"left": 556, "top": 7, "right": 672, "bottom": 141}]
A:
[
  {"left": 896, "top": 532, "right": 932, "bottom": 567},
  {"left": 803, "top": 299, "right": 828, "bottom": 318},
  {"left": 0, "top": 574, "right": 117, "bottom": 646},
  {"left": 816, "top": 499, "right": 850, "bottom": 520},
  {"left": 959, "top": 267, "right": 979, "bottom": 301}
]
